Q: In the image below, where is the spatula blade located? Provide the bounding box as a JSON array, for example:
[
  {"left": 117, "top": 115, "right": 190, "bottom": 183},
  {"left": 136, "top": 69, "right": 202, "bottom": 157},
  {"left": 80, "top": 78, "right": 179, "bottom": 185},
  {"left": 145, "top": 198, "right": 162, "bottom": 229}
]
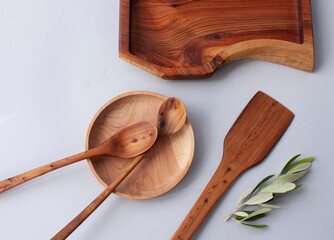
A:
[{"left": 222, "top": 91, "right": 294, "bottom": 168}]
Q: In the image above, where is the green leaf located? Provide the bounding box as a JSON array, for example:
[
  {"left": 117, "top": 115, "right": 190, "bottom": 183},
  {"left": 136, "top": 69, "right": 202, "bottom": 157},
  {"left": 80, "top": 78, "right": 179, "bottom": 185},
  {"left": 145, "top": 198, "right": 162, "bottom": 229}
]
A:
[
  {"left": 287, "top": 157, "right": 314, "bottom": 172},
  {"left": 287, "top": 162, "right": 311, "bottom": 174},
  {"left": 279, "top": 154, "right": 301, "bottom": 175},
  {"left": 243, "top": 211, "right": 255, "bottom": 215},
  {"left": 259, "top": 203, "right": 282, "bottom": 208},
  {"left": 234, "top": 211, "right": 249, "bottom": 217},
  {"left": 294, "top": 157, "right": 314, "bottom": 164},
  {"left": 294, "top": 184, "right": 303, "bottom": 190},
  {"left": 250, "top": 175, "right": 275, "bottom": 196},
  {"left": 241, "top": 223, "right": 268, "bottom": 228},
  {"left": 237, "top": 188, "right": 254, "bottom": 206},
  {"left": 236, "top": 213, "right": 266, "bottom": 222},
  {"left": 259, "top": 182, "right": 296, "bottom": 194},
  {"left": 273, "top": 170, "right": 309, "bottom": 184},
  {"left": 235, "top": 216, "right": 245, "bottom": 221},
  {"left": 245, "top": 192, "right": 273, "bottom": 205},
  {"left": 240, "top": 208, "right": 272, "bottom": 222},
  {"left": 244, "top": 213, "right": 266, "bottom": 222}
]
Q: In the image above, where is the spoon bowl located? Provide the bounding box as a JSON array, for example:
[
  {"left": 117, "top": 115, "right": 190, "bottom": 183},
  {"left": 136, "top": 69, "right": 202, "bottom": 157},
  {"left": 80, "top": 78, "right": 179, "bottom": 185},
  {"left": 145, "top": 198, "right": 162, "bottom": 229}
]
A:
[
  {"left": 105, "top": 121, "right": 158, "bottom": 158},
  {"left": 157, "top": 97, "right": 187, "bottom": 137}
]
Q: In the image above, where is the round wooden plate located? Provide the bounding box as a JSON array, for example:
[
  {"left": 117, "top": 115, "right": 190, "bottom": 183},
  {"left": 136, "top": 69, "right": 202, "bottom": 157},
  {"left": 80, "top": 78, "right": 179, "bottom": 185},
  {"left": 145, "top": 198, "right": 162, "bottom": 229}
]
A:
[{"left": 86, "top": 91, "right": 195, "bottom": 200}]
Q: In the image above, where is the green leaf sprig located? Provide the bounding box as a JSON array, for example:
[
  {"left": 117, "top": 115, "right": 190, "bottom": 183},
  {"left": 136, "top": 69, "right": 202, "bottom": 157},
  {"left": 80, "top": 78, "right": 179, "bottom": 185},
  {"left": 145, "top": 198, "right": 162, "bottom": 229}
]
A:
[{"left": 225, "top": 154, "right": 314, "bottom": 228}]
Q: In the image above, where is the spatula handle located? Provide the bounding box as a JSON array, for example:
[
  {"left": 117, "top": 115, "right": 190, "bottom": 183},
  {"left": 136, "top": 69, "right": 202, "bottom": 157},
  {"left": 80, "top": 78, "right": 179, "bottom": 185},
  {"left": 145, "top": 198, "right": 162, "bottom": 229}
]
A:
[
  {"left": 171, "top": 162, "right": 238, "bottom": 240},
  {"left": 51, "top": 153, "right": 146, "bottom": 240},
  {"left": 0, "top": 149, "right": 101, "bottom": 194}
]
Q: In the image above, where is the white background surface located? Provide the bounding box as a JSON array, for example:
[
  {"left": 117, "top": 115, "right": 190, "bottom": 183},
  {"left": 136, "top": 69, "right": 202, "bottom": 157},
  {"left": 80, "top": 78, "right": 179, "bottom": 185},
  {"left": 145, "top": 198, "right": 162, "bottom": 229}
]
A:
[{"left": 0, "top": 0, "right": 333, "bottom": 239}]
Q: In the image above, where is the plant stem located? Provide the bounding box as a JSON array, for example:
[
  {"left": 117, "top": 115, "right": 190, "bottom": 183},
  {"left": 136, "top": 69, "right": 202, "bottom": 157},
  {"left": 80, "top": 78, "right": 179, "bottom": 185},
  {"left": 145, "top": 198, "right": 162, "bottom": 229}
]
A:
[
  {"left": 231, "top": 216, "right": 241, "bottom": 224},
  {"left": 225, "top": 203, "right": 245, "bottom": 221}
]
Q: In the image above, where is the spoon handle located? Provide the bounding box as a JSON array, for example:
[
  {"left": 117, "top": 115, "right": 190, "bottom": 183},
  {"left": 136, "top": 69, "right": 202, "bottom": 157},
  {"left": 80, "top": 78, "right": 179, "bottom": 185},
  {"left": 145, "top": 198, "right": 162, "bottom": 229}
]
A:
[
  {"left": 171, "top": 162, "right": 239, "bottom": 240},
  {"left": 51, "top": 153, "right": 146, "bottom": 240},
  {"left": 0, "top": 149, "right": 102, "bottom": 194}
]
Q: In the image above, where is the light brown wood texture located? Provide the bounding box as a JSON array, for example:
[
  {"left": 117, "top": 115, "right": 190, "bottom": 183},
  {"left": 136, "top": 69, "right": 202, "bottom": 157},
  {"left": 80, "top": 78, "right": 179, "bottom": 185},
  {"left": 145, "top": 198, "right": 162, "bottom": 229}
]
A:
[
  {"left": 171, "top": 91, "right": 294, "bottom": 239},
  {"left": 103, "top": 121, "right": 158, "bottom": 158},
  {"left": 0, "top": 122, "right": 157, "bottom": 194},
  {"left": 86, "top": 91, "right": 195, "bottom": 200},
  {"left": 52, "top": 155, "right": 146, "bottom": 240},
  {"left": 119, "top": 0, "right": 314, "bottom": 79},
  {"left": 52, "top": 97, "right": 187, "bottom": 239},
  {"left": 157, "top": 97, "right": 187, "bottom": 137}
]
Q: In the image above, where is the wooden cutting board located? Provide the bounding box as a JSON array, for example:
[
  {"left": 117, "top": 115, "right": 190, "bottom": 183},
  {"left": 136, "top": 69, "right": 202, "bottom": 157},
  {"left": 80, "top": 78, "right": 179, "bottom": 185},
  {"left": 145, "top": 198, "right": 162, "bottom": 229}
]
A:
[{"left": 119, "top": 0, "right": 314, "bottom": 79}]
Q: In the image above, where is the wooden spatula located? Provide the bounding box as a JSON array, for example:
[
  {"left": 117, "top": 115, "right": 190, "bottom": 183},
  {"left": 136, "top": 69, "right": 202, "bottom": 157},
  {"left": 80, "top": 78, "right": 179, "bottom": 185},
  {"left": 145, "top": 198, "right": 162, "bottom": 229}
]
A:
[{"left": 171, "top": 91, "right": 294, "bottom": 239}]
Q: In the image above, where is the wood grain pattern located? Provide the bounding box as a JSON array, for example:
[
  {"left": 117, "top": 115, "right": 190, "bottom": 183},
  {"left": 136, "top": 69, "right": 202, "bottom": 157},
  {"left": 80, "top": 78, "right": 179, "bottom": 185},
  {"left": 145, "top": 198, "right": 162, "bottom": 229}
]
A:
[
  {"left": 52, "top": 97, "right": 187, "bottom": 239},
  {"left": 157, "top": 97, "right": 187, "bottom": 137},
  {"left": 171, "top": 91, "right": 294, "bottom": 239},
  {"left": 86, "top": 91, "right": 195, "bottom": 200},
  {"left": 52, "top": 154, "right": 146, "bottom": 240},
  {"left": 119, "top": 0, "right": 314, "bottom": 79},
  {"left": 0, "top": 122, "right": 157, "bottom": 194}
]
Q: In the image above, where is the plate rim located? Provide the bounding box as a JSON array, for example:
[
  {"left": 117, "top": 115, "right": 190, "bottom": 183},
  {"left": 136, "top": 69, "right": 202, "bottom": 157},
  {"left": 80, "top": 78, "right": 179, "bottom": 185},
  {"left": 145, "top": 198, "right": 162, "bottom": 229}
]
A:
[{"left": 85, "top": 91, "right": 195, "bottom": 200}]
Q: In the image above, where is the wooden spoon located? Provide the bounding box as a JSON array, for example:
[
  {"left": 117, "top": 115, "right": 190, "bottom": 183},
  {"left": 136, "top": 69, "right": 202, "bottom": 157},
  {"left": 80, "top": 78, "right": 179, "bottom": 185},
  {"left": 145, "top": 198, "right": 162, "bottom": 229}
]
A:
[
  {"left": 52, "top": 97, "right": 186, "bottom": 240},
  {"left": 0, "top": 122, "right": 158, "bottom": 193},
  {"left": 171, "top": 91, "right": 294, "bottom": 239}
]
